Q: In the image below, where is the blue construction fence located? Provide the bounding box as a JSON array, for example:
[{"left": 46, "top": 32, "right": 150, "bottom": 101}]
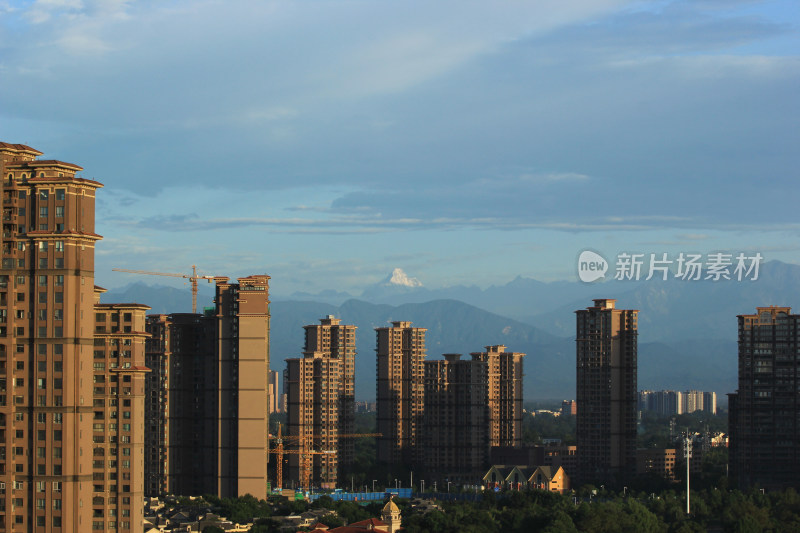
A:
[{"left": 308, "top": 488, "right": 412, "bottom": 502}]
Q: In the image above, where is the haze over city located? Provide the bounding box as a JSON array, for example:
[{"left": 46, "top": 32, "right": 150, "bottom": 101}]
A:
[{"left": 2, "top": 0, "right": 798, "bottom": 296}]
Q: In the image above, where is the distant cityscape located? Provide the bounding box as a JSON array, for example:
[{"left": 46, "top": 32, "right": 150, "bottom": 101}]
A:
[{"left": 0, "top": 142, "right": 797, "bottom": 532}]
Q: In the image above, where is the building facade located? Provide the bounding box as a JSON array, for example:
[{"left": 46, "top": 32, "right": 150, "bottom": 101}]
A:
[
  {"left": 284, "top": 316, "right": 356, "bottom": 488},
  {"left": 303, "top": 316, "right": 356, "bottom": 468},
  {"left": 143, "top": 314, "right": 171, "bottom": 497},
  {"left": 143, "top": 276, "right": 271, "bottom": 499},
  {"left": 268, "top": 370, "right": 280, "bottom": 414},
  {"left": 729, "top": 306, "right": 800, "bottom": 490},
  {"left": 0, "top": 142, "right": 99, "bottom": 532},
  {"left": 576, "top": 298, "right": 638, "bottom": 486},
  {"left": 470, "top": 345, "right": 525, "bottom": 448},
  {"left": 376, "top": 321, "right": 426, "bottom": 465},
  {"left": 212, "top": 275, "right": 271, "bottom": 498},
  {"left": 145, "top": 312, "right": 216, "bottom": 497},
  {"left": 422, "top": 354, "right": 488, "bottom": 481},
  {"left": 92, "top": 295, "right": 150, "bottom": 532}
]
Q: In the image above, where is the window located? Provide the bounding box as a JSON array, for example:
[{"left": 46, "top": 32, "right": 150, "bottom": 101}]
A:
[
  {"left": 37, "top": 378, "right": 45, "bottom": 389},
  {"left": 53, "top": 309, "right": 62, "bottom": 320},
  {"left": 38, "top": 258, "right": 48, "bottom": 268},
  {"left": 39, "top": 206, "right": 48, "bottom": 217},
  {"left": 54, "top": 361, "right": 62, "bottom": 372},
  {"left": 38, "top": 308, "right": 47, "bottom": 319},
  {"left": 55, "top": 275, "right": 63, "bottom": 286},
  {"left": 55, "top": 206, "right": 64, "bottom": 218},
  {"left": 55, "top": 240, "right": 63, "bottom": 252},
  {"left": 39, "top": 292, "right": 47, "bottom": 303},
  {"left": 55, "top": 292, "right": 63, "bottom": 304},
  {"left": 39, "top": 190, "right": 48, "bottom": 200},
  {"left": 38, "top": 275, "right": 47, "bottom": 286},
  {"left": 55, "top": 189, "right": 65, "bottom": 201},
  {"left": 54, "top": 258, "right": 64, "bottom": 268},
  {"left": 38, "top": 241, "right": 48, "bottom": 252}
]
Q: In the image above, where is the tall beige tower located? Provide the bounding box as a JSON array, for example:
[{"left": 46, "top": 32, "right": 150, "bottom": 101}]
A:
[
  {"left": 0, "top": 142, "right": 99, "bottom": 532},
  {"left": 215, "top": 275, "right": 270, "bottom": 498},
  {"left": 376, "top": 321, "right": 426, "bottom": 465},
  {"left": 470, "top": 345, "right": 525, "bottom": 448},
  {"left": 576, "top": 299, "right": 638, "bottom": 486}
]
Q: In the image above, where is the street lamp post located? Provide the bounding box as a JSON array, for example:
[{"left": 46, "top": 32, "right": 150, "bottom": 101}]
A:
[
  {"left": 372, "top": 480, "right": 377, "bottom": 493},
  {"left": 685, "top": 434, "right": 692, "bottom": 515}
]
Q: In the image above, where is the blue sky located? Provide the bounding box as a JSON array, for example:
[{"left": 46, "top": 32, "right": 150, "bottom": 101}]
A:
[{"left": 1, "top": 0, "right": 798, "bottom": 297}]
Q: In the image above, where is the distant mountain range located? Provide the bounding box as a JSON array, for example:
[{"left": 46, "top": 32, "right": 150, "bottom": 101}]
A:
[{"left": 101, "top": 260, "right": 800, "bottom": 400}]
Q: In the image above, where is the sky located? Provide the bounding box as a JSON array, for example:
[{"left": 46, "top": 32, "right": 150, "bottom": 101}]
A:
[{"left": 1, "top": 0, "right": 798, "bottom": 298}]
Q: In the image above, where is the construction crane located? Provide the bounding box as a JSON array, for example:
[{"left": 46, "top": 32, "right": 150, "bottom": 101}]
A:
[
  {"left": 269, "top": 423, "right": 381, "bottom": 492},
  {"left": 112, "top": 265, "right": 216, "bottom": 313}
]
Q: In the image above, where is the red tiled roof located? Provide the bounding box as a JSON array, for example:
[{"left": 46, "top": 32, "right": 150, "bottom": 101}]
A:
[
  {"left": 22, "top": 159, "right": 83, "bottom": 171},
  {"left": 349, "top": 518, "right": 388, "bottom": 528},
  {"left": 0, "top": 142, "right": 42, "bottom": 155}
]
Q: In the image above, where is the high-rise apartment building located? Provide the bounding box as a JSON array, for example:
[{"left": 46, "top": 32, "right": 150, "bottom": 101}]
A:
[
  {"left": 92, "top": 293, "right": 150, "bottom": 532},
  {"left": 144, "top": 314, "right": 171, "bottom": 497},
  {"left": 576, "top": 299, "right": 638, "bottom": 486},
  {"left": 0, "top": 142, "right": 100, "bottom": 532},
  {"left": 145, "top": 312, "right": 215, "bottom": 497},
  {"left": 285, "top": 353, "right": 341, "bottom": 487},
  {"left": 729, "top": 306, "right": 800, "bottom": 490},
  {"left": 268, "top": 370, "right": 280, "bottom": 414},
  {"left": 422, "top": 354, "right": 488, "bottom": 481},
  {"left": 638, "top": 389, "right": 717, "bottom": 416},
  {"left": 639, "top": 390, "right": 684, "bottom": 416},
  {"left": 143, "top": 276, "right": 270, "bottom": 499},
  {"left": 212, "top": 275, "right": 271, "bottom": 498},
  {"left": 470, "top": 345, "right": 525, "bottom": 448},
  {"left": 303, "top": 316, "right": 356, "bottom": 468},
  {"left": 376, "top": 321, "right": 426, "bottom": 465},
  {"left": 284, "top": 316, "right": 356, "bottom": 487}
]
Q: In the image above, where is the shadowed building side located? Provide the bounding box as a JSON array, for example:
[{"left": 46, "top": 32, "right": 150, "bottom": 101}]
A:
[{"left": 576, "top": 298, "right": 638, "bottom": 487}]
